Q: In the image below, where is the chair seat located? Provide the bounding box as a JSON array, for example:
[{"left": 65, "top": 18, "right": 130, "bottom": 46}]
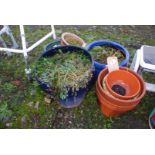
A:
[
  {"left": 140, "top": 45, "right": 155, "bottom": 70},
  {"left": 143, "top": 46, "right": 155, "bottom": 65},
  {"left": 145, "top": 82, "right": 155, "bottom": 92},
  {"left": 130, "top": 45, "right": 155, "bottom": 92}
]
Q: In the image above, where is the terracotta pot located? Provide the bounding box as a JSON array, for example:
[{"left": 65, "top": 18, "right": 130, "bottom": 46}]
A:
[
  {"left": 105, "top": 69, "right": 141, "bottom": 100},
  {"left": 61, "top": 32, "right": 86, "bottom": 47},
  {"left": 96, "top": 87, "right": 136, "bottom": 117},
  {"left": 96, "top": 67, "right": 146, "bottom": 117}
]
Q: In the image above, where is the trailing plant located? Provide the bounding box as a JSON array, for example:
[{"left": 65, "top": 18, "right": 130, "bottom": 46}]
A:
[{"left": 36, "top": 50, "right": 92, "bottom": 99}]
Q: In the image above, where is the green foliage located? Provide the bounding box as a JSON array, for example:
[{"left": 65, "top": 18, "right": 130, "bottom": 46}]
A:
[
  {"left": 142, "top": 72, "right": 155, "bottom": 83},
  {"left": 2, "top": 82, "right": 16, "bottom": 93},
  {"left": 36, "top": 50, "right": 92, "bottom": 99},
  {"left": 90, "top": 46, "right": 125, "bottom": 64},
  {"left": 0, "top": 102, "right": 12, "bottom": 122}
]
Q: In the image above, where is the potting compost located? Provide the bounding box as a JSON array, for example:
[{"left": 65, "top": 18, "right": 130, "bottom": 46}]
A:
[
  {"left": 90, "top": 46, "right": 125, "bottom": 64},
  {"left": 111, "top": 84, "right": 126, "bottom": 96}
]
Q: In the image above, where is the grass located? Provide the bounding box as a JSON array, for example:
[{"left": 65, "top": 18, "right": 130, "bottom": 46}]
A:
[{"left": 0, "top": 25, "right": 155, "bottom": 128}]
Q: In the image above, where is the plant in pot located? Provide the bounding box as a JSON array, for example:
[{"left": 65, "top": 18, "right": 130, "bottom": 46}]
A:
[
  {"left": 86, "top": 40, "right": 130, "bottom": 77},
  {"left": 61, "top": 32, "right": 86, "bottom": 47},
  {"left": 35, "top": 45, "right": 94, "bottom": 108}
]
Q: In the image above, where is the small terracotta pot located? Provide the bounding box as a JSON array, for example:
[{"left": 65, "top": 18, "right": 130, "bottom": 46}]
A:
[
  {"left": 96, "top": 67, "right": 146, "bottom": 117},
  {"left": 105, "top": 69, "right": 141, "bottom": 100},
  {"left": 61, "top": 32, "right": 86, "bottom": 47}
]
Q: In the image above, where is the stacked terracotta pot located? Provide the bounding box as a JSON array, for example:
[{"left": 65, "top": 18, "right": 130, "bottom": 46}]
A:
[{"left": 96, "top": 67, "right": 146, "bottom": 117}]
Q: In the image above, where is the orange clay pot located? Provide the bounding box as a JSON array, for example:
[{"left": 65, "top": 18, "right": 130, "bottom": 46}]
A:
[
  {"left": 105, "top": 69, "right": 141, "bottom": 100},
  {"left": 96, "top": 87, "right": 136, "bottom": 117},
  {"left": 61, "top": 32, "right": 86, "bottom": 47},
  {"left": 96, "top": 67, "right": 146, "bottom": 117}
]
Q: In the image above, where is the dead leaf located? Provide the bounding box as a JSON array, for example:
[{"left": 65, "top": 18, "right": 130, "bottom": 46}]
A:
[
  {"left": 44, "top": 95, "right": 51, "bottom": 104},
  {"left": 34, "top": 102, "right": 39, "bottom": 110},
  {"left": 11, "top": 80, "right": 22, "bottom": 86}
]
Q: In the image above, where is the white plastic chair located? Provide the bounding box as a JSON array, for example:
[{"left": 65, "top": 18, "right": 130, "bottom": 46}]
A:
[{"left": 130, "top": 45, "right": 155, "bottom": 92}]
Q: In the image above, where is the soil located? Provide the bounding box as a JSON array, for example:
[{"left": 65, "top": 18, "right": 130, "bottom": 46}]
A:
[
  {"left": 112, "top": 84, "right": 126, "bottom": 96},
  {"left": 90, "top": 46, "right": 125, "bottom": 64}
]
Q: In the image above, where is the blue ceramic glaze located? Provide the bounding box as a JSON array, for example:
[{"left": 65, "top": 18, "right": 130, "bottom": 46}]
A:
[{"left": 86, "top": 40, "right": 130, "bottom": 77}]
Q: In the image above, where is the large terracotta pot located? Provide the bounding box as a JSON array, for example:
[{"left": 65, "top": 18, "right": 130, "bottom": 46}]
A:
[
  {"left": 96, "top": 67, "right": 146, "bottom": 117},
  {"left": 96, "top": 87, "right": 136, "bottom": 117}
]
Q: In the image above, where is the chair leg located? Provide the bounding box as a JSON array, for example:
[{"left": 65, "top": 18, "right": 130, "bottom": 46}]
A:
[
  {"left": 0, "top": 25, "right": 19, "bottom": 56},
  {"left": 20, "top": 25, "right": 32, "bottom": 81},
  {"left": 24, "top": 55, "right": 32, "bottom": 81},
  {"left": 130, "top": 49, "right": 141, "bottom": 72},
  {"left": 5, "top": 26, "right": 18, "bottom": 49},
  {"left": 138, "top": 67, "right": 155, "bottom": 92},
  {"left": 0, "top": 35, "right": 12, "bottom": 56}
]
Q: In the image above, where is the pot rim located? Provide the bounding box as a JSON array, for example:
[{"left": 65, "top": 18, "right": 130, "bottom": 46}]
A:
[{"left": 105, "top": 69, "right": 141, "bottom": 99}]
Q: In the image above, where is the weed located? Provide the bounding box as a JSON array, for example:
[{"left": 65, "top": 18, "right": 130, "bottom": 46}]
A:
[
  {"left": 1, "top": 82, "right": 16, "bottom": 93},
  {"left": 0, "top": 101, "right": 12, "bottom": 122}
]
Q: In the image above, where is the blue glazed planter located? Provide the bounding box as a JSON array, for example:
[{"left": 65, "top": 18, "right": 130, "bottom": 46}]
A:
[
  {"left": 35, "top": 44, "right": 94, "bottom": 108},
  {"left": 86, "top": 40, "right": 130, "bottom": 77}
]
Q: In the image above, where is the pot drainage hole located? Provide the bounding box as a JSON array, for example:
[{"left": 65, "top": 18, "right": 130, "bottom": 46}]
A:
[{"left": 112, "top": 84, "right": 126, "bottom": 96}]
